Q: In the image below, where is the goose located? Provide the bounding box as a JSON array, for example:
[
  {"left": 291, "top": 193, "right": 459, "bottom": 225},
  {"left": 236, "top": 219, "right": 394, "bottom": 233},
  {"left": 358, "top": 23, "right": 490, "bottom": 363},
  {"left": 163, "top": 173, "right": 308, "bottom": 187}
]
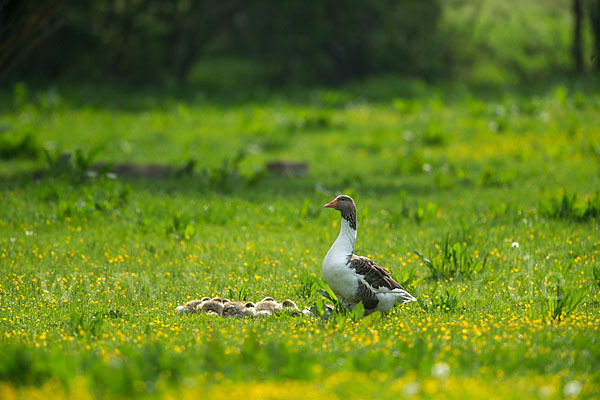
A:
[
  {"left": 199, "top": 298, "right": 225, "bottom": 316},
  {"left": 255, "top": 297, "right": 283, "bottom": 316},
  {"left": 176, "top": 296, "right": 211, "bottom": 313},
  {"left": 281, "top": 299, "right": 299, "bottom": 312},
  {"left": 322, "top": 195, "right": 416, "bottom": 314},
  {"left": 281, "top": 299, "right": 302, "bottom": 316},
  {"left": 222, "top": 301, "right": 256, "bottom": 318},
  {"left": 244, "top": 301, "right": 257, "bottom": 317}
]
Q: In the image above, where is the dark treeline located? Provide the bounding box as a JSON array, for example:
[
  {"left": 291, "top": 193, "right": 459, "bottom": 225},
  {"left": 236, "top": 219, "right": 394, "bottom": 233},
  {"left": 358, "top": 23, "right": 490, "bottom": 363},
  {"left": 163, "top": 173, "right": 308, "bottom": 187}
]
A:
[
  {"left": 3, "top": 0, "right": 600, "bottom": 88},
  {"left": 1, "top": 0, "right": 453, "bottom": 85}
]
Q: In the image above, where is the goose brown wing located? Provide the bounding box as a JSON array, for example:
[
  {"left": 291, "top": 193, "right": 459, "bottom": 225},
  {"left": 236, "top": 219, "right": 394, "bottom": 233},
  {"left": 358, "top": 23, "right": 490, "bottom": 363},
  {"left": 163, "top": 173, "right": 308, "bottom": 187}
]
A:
[{"left": 348, "top": 255, "right": 405, "bottom": 291}]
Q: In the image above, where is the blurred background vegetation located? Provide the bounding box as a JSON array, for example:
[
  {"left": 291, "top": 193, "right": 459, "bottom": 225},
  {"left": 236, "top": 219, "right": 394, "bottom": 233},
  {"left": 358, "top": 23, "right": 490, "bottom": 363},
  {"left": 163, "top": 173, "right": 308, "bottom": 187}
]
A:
[{"left": 1, "top": 0, "right": 599, "bottom": 92}]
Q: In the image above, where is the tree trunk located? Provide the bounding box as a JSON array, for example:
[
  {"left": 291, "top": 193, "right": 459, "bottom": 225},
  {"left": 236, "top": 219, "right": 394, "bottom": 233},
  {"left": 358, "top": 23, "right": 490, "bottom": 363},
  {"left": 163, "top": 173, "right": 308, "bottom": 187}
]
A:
[
  {"left": 572, "top": 0, "right": 584, "bottom": 72},
  {"left": 592, "top": 0, "right": 600, "bottom": 71}
]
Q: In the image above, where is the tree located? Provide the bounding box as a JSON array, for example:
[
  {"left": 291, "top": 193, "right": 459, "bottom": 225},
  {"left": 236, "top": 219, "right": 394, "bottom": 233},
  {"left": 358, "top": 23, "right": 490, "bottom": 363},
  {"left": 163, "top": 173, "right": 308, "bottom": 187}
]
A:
[
  {"left": 0, "top": 0, "right": 66, "bottom": 78},
  {"left": 591, "top": 0, "right": 600, "bottom": 71},
  {"left": 572, "top": 0, "right": 584, "bottom": 72},
  {"left": 1, "top": 0, "right": 448, "bottom": 85}
]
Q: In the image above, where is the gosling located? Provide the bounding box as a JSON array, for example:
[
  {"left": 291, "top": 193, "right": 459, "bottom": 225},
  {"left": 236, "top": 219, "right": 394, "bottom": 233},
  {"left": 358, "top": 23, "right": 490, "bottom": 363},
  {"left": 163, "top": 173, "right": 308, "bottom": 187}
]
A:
[
  {"left": 176, "top": 296, "right": 211, "bottom": 314},
  {"left": 255, "top": 297, "right": 283, "bottom": 317},
  {"left": 222, "top": 301, "right": 256, "bottom": 318},
  {"left": 199, "top": 298, "right": 225, "bottom": 316},
  {"left": 281, "top": 299, "right": 301, "bottom": 315}
]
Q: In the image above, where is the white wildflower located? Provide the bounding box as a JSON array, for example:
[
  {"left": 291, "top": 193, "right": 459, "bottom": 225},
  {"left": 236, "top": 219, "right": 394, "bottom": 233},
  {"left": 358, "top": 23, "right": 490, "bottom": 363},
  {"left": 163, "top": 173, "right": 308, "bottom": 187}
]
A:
[
  {"left": 402, "top": 381, "right": 420, "bottom": 397},
  {"left": 563, "top": 380, "right": 582, "bottom": 398},
  {"left": 431, "top": 362, "right": 450, "bottom": 379}
]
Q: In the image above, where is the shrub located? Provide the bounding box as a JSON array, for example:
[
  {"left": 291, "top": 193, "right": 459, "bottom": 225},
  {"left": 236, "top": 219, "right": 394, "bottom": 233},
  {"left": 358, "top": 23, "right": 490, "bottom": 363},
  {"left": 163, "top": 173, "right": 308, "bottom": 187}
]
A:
[
  {"left": 592, "top": 265, "right": 600, "bottom": 290},
  {"left": 543, "top": 279, "right": 586, "bottom": 322},
  {"left": 418, "top": 287, "right": 460, "bottom": 313},
  {"left": 416, "top": 237, "right": 488, "bottom": 280},
  {"left": 538, "top": 191, "right": 600, "bottom": 222},
  {"left": 0, "top": 133, "right": 41, "bottom": 160}
]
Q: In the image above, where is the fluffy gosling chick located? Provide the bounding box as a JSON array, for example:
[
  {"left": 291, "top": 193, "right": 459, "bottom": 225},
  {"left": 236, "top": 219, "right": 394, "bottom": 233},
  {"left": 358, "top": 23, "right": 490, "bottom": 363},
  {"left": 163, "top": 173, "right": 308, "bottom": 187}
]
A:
[
  {"left": 281, "top": 299, "right": 301, "bottom": 315},
  {"left": 176, "top": 296, "right": 211, "bottom": 313},
  {"left": 255, "top": 297, "right": 283, "bottom": 317},
  {"left": 222, "top": 301, "right": 256, "bottom": 318},
  {"left": 199, "top": 299, "right": 224, "bottom": 316}
]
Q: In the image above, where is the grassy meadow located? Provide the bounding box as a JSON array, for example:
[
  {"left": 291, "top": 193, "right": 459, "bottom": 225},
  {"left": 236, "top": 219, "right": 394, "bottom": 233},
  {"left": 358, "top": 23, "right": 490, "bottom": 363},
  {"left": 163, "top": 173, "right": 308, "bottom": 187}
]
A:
[{"left": 1, "top": 78, "right": 600, "bottom": 399}]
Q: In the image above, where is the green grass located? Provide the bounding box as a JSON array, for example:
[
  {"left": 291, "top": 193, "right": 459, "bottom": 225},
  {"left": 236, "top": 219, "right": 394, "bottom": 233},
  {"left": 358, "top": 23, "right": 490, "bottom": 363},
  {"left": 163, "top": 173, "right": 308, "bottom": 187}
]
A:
[{"left": 0, "top": 78, "right": 599, "bottom": 399}]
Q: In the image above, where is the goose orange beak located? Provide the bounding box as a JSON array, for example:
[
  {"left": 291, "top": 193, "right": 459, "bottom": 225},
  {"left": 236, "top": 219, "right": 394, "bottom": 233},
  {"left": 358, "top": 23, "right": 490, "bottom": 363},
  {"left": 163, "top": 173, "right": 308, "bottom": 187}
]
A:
[{"left": 324, "top": 199, "right": 338, "bottom": 208}]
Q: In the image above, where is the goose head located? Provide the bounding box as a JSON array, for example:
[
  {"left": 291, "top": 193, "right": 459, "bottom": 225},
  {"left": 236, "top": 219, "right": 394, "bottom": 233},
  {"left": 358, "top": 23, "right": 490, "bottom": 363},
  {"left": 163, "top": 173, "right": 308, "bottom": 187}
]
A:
[{"left": 324, "top": 195, "right": 357, "bottom": 230}]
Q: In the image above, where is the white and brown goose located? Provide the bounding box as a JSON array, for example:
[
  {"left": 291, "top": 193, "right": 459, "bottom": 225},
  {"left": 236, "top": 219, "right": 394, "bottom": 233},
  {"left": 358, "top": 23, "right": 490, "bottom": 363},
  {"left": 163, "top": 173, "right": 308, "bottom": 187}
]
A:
[{"left": 322, "top": 195, "right": 416, "bottom": 314}]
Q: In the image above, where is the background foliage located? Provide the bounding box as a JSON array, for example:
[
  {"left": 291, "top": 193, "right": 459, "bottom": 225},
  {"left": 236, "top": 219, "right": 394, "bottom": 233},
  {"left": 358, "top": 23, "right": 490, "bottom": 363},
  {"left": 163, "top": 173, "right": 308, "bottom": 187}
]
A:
[{"left": 1, "top": 0, "right": 598, "bottom": 87}]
